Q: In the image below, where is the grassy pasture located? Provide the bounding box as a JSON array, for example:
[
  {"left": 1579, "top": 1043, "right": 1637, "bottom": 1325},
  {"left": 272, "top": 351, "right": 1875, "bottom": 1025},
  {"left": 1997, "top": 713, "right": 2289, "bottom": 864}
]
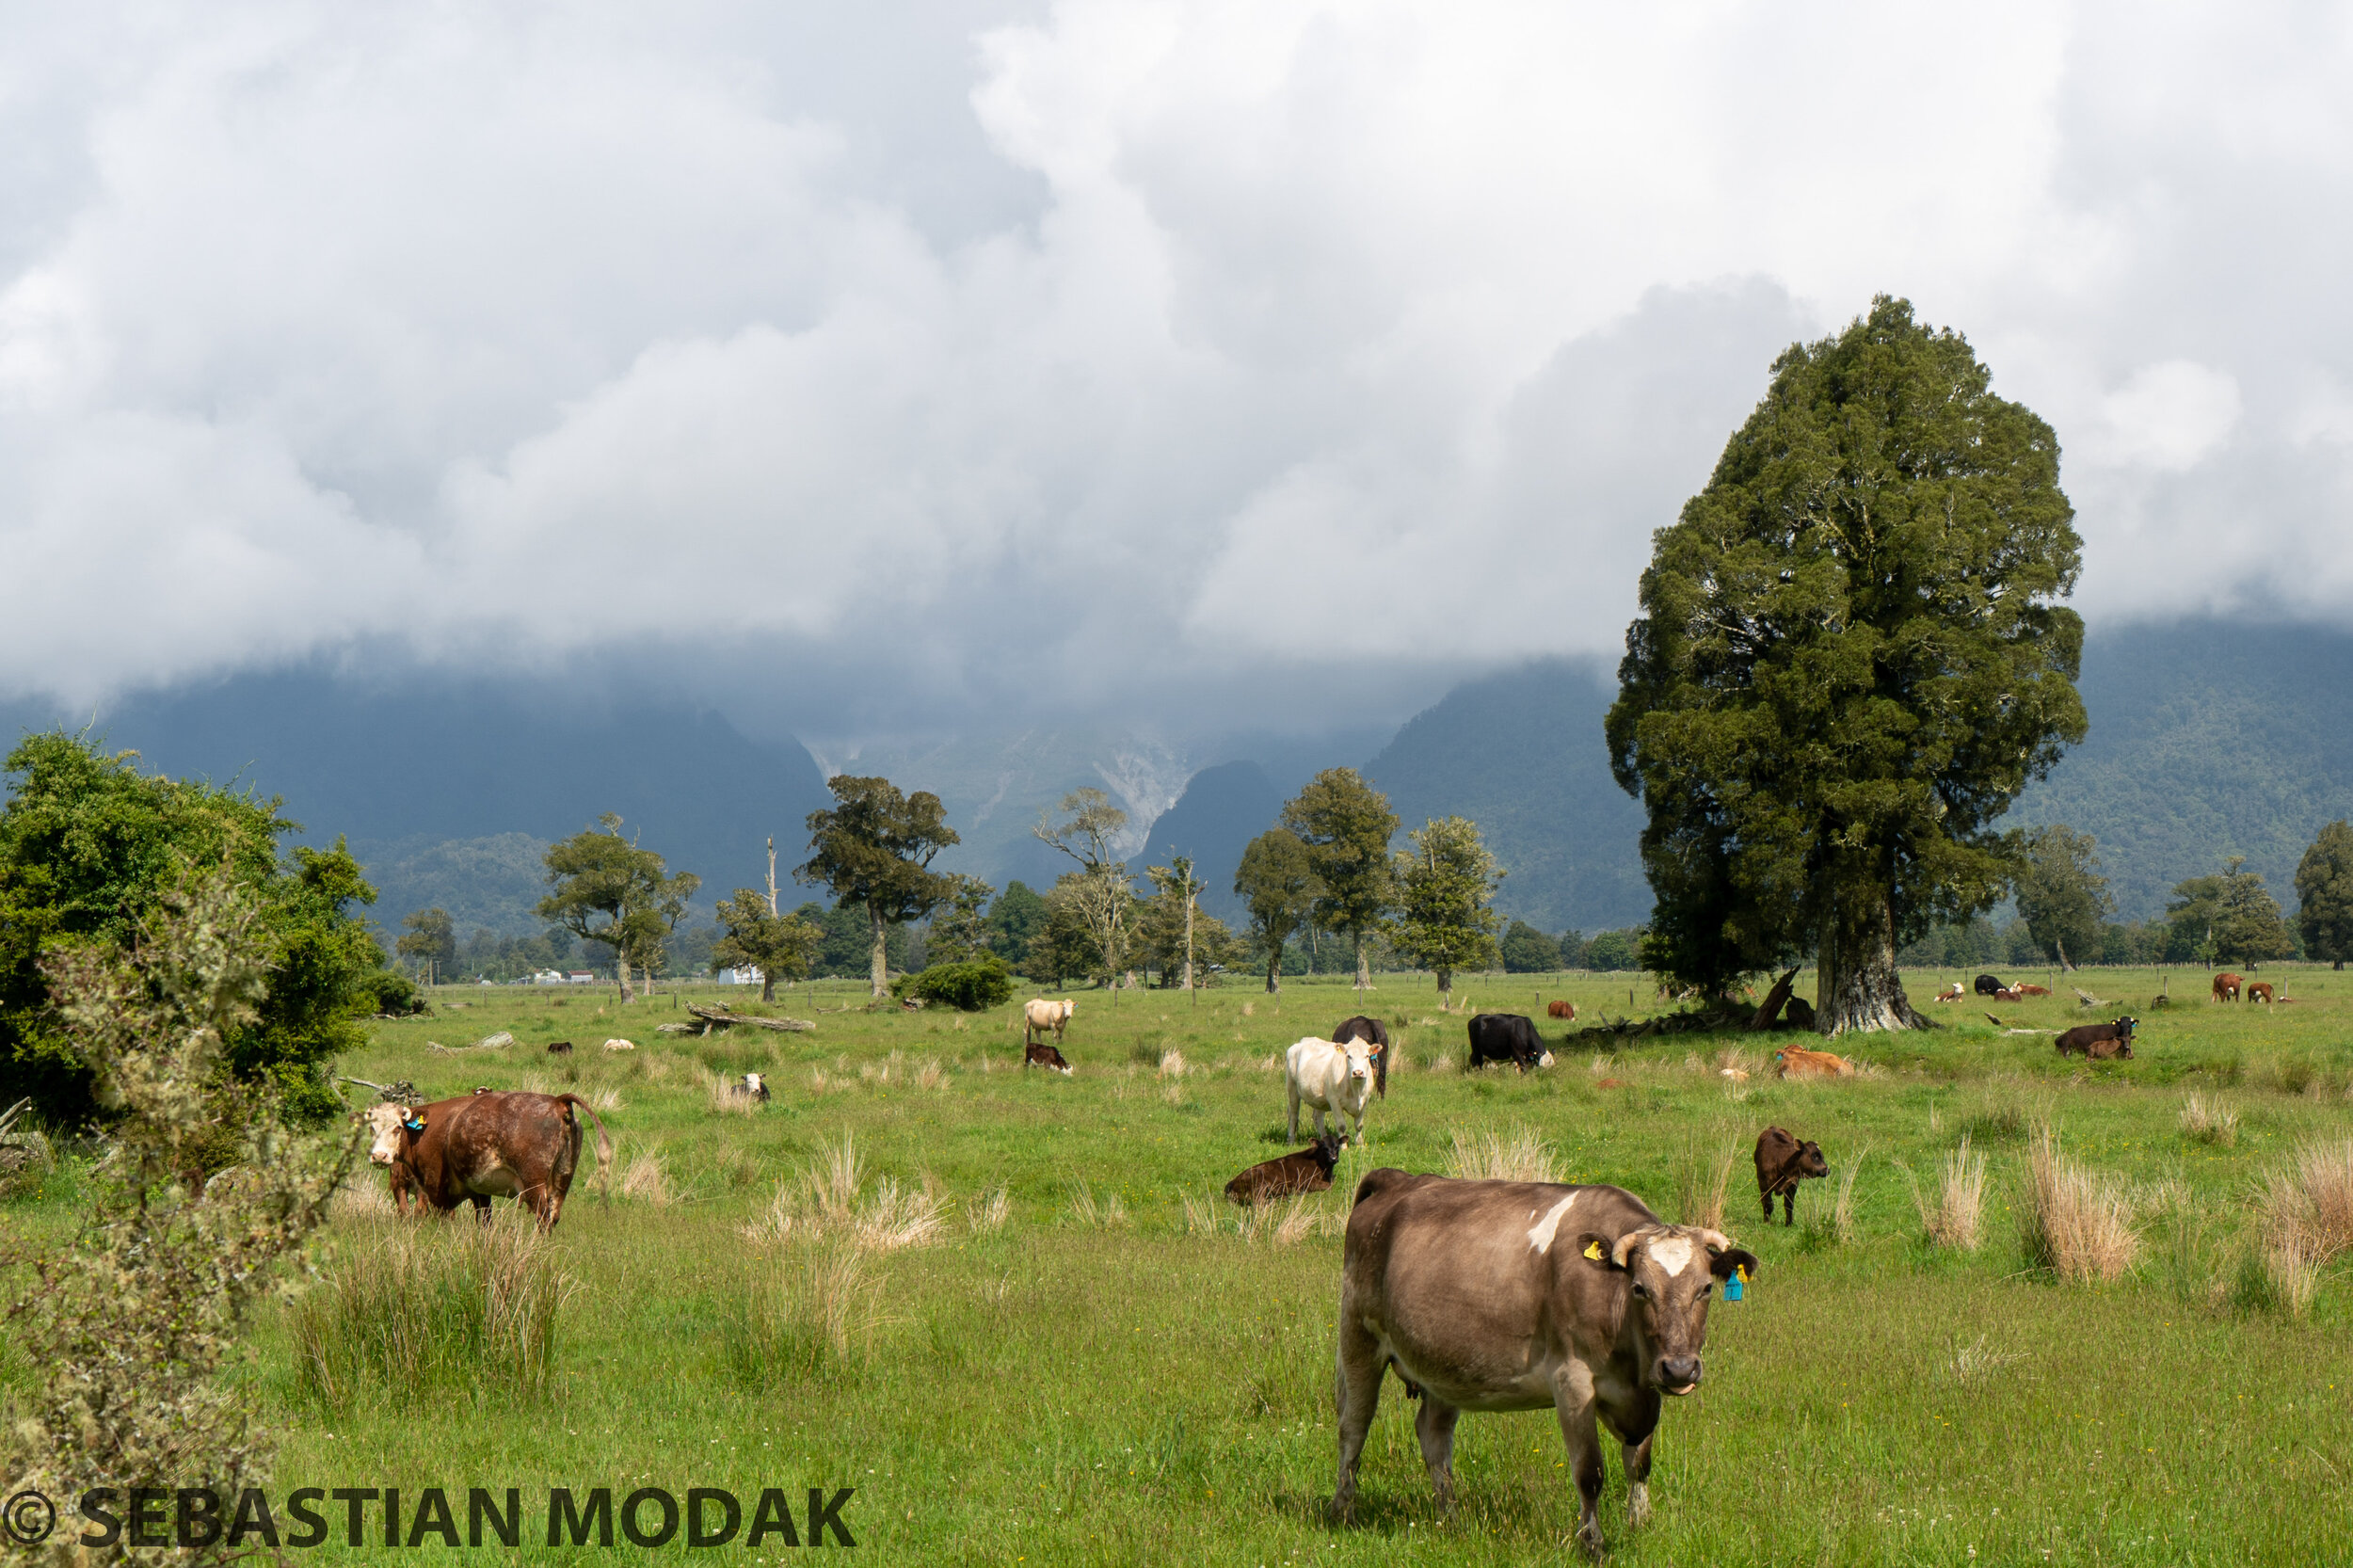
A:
[{"left": 12, "top": 966, "right": 2353, "bottom": 1564}]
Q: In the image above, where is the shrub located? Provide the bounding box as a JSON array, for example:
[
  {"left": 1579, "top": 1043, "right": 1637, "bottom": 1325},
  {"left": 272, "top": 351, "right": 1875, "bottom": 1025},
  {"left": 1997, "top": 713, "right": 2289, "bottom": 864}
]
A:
[
  {"left": 726, "top": 1240, "right": 886, "bottom": 1386},
  {"left": 2024, "top": 1127, "right": 2140, "bottom": 1283},
  {"left": 1672, "top": 1130, "right": 1740, "bottom": 1230},
  {"left": 742, "top": 1134, "right": 948, "bottom": 1252},
  {"left": 356, "top": 969, "right": 429, "bottom": 1016},
  {"left": 898, "top": 956, "right": 1016, "bottom": 1012}
]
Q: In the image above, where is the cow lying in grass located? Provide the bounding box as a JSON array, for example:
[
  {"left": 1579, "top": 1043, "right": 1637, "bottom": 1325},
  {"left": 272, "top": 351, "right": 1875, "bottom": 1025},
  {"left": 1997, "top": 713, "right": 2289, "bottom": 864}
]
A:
[
  {"left": 1773, "top": 1047, "right": 1854, "bottom": 1080},
  {"left": 1225, "top": 1133, "right": 1345, "bottom": 1204},
  {"left": 1334, "top": 1170, "right": 1758, "bottom": 1557},
  {"left": 2056, "top": 1016, "right": 2136, "bottom": 1060},
  {"left": 1024, "top": 1040, "right": 1073, "bottom": 1074}
]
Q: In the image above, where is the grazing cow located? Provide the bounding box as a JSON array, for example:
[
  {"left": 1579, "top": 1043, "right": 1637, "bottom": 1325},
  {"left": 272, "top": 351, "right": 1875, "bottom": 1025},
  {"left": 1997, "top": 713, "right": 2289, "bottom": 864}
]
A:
[
  {"left": 1753, "top": 1127, "right": 1830, "bottom": 1226},
  {"left": 2247, "top": 981, "right": 2275, "bottom": 1004},
  {"left": 361, "top": 1090, "right": 612, "bottom": 1229},
  {"left": 1288, "top": 1035, "right": 1376, "bottom": 1144},
  {"left": 547, "top": 1040, "right": 573, "bottom": 1055},
  {"left": 1023, "top": 1040, "right": 1073, "bottom": 1075},
  {"left": 1334, "top": 1016, "right": 1391, "bottom": 1098},
  {"left": 1334, "top": 1171, "right": 1759, "bottom": 1556},
  {"left": 1934, "top": 983, "right": 1964, "bottom": 1002},
  {"left": 1974, "top": 974, "right": 2007, "bottom": 997},
  {"left": 1467, "top": 1014, "right": 1554, "bottom": 1072},
  {"left": 728, "top": 1072, "right": 770, "bottom": 1103},
  {"left": 1224, "top": 1133, "right": 1346, "bottom": 1205},
  {"left": 2014, "top": 984, "right": 2051, "bottom": 998},
  {"left": 2213, "top": 972, "right": 2243, "bottom": 1003},
  {"left": 1547, "top": 999, "right": 1577, "bottom": 1020},
  {"left": 1773, "top": 1047, "right": 1854, "bottom": 1080},
  {"left": 2056, "top": 1016, "right": 2137, "bottom": 1060},
  {"left": 1023, "top": 998, "right": 1077, "bottom": 1047}
]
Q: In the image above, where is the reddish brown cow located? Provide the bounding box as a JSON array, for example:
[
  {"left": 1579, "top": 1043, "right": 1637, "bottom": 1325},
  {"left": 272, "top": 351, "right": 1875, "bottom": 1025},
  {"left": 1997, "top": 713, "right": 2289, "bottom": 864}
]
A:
[
  {"left": 1225, "top": 1133, "right": 1346, "bottom": 1204},
  {"left": 1772, "top": 1047, "right": 1854, "bottom": 1080},
  {"left": 1753, "top": 1127, "right": 1829, "bottom": 1226},
  {"left": 362, "top": 1091, "right": 611, "bottom": 1229},
  {"left": 2246, "top": 982, "right": 2275, "bottom": 1004},
  {"left": 1546, "top": 1000, "right": 1577, "bottom": 1020},
  {"left": 2055, "top": 1016, "right": 2137, "bottom": 1060},
  {"left": 2213, "top": 972, "right": 2243, "bottom": 1002},
  {"left": 2013, "top": 984, "right": 2051, "bottom": 998}
]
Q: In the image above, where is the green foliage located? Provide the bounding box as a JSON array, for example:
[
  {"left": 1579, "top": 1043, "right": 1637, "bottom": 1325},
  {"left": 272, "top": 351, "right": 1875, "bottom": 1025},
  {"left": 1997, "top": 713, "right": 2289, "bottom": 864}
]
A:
[
  {"left": 1233, "top": 827, "right": 1319, "bottom": 993},
  {"left": 2016, "top": 825, "right": 2113, "bottom": 967},
  {"left": 1033, "top": 790, "right": 1135, "bottom": 984},
  {"left": 0, "top": 863, "right": 355, "bottom": 1535},
  {"left": 798, "top": 776, "right": 961, "bottom": 995},
  {"left": 1136, "top": 858, "right": 1243, "bottom": 988},
  {"left": 1026, "top": 877, "right": 1105, "bottom": 987},
  {"left": 1608, "top": 296, "right": 2085, "bottom": 1026},
  {"left": 926, "top": 874, "right": 1000, "bottom": 965},
  {"left": 987, "top": 881, "right": 1048, "bottom": 966},
  {"left": 355, "top": 969, "right": 427, "bottom": 1016},
  {"left": 1388, "top": 816, "right": 1504, "bottom": 990},
  {"left": 2168, "top": 858, "right": 2296, "bottom": 968},
  {"left": 1584, "top": 928, "right": 1643, "bottom": 971},
  {"left": 712, "top": 888, "right": 826, "bottom": 1000},
  {"left": 2297, "top": 821, "right": 2353, "bottom": 968},
  {"left": 1499, "top": 920, "right": 1563, "bottom": 973},
  {"left": 1280, "top": 768, "right": 1399, "bottom": 986},
  {"left": 794, "top": 901, "right": 913, "bottom": 979},
  {"left": 897, "top": 956, "right": 1017, "bottom": 1013},
  {"left": 395, "top": 904, "right": 457, "bottom": 972},
  {"left": 0, "top": 730, "right": 381, "bottom": 1124},
  {"left": 536, "top": 814, "right": 700, "bottom": 998}
]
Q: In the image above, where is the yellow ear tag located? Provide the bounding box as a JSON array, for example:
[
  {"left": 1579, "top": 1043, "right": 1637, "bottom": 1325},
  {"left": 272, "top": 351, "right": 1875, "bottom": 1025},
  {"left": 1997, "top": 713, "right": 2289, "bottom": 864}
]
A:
[{"left": 1583, "top": 1240, "right": 1605, "bottom": 1261}]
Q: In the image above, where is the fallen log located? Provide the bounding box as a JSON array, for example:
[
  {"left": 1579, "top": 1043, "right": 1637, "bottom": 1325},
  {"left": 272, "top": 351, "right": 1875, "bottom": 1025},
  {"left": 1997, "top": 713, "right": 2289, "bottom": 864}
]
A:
[
  {"left": 687, "top": 1003, "right": 815, "bottom": 1033},
  {"left": 1748, "top": 968, "right": 1800, "bottom": 1032}
]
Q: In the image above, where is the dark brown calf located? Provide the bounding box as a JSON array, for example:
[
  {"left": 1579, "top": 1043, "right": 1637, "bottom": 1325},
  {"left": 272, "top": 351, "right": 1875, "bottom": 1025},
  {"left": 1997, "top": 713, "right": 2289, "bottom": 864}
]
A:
[
  {"left": 1334, "top": 1016, "right": 1390, "bottom": 1098},
  {"left": 1225, "top": 1133, "right": 1346, "bottom": 1204},
  {"left": 1753, "top": 1126, "right": 1829, "bottom": 1225},
  {"left": 2056, "top": 1016, "right": 2137, "bottom": 1060},
  {"left": 547, "top": 1040, "right": 573, "bottom": 1054},
  {"left": 1024, "top": 1041, "right": 1073, "bottom": 1074},
  {"left": 363, "top": 1090, "right": 612, "bottom": 1229}
]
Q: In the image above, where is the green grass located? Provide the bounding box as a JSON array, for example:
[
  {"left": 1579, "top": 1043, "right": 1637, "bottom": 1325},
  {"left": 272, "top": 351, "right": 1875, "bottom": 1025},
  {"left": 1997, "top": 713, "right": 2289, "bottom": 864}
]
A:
[{"left": 13, "top": 965, "right": 2353, "bottom": 1563}]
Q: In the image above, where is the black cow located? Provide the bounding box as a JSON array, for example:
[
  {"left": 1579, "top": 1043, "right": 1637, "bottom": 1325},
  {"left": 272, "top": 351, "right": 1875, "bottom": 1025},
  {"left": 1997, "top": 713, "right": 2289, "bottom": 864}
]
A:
[
  {"left": 1467, "top": 1014, "right": 1553, "bottom": 1073},
  {"left": 1973, "top": 974, "right": 2007, "bottom": 998},
  {"left": 1334, "top": 1016, "right": 1390, "bottom": 1098},
  {"left": 2056, "top": 1016, "right": 2137, "bottom": 1060}
]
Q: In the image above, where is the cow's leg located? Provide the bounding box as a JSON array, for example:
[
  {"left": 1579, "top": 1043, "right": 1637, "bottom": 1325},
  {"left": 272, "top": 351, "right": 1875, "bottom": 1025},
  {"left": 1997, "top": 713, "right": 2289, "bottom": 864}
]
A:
[
  {"left": 1622, "top": 1430, "right": 1657, "bottom": 1527},
  {"left": 1553, "top": 1368, "right": 1607, "bottom": 1558},
  {"left": 1288, "top": 1083, "right": 1303, "bottom": 1143},
  {"left": 1782, "top": 1187, "right": 1797, "bottom": 1225},
  {"left": 1759, "top": 1185, "right": 1772, "bottom": 1223},
  {"left": 1332, "top": 1318, "right": 1384, "bottom": 1523},
  {"left": 1414, "top": 1397, "right": 1461, "bottom": 1515},
  {"left": 471, "top": 1195, "right": 493, "bottom": 1224}
]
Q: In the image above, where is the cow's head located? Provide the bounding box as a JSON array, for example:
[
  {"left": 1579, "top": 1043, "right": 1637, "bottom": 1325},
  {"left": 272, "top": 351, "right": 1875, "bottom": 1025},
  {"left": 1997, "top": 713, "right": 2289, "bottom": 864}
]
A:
[
  {"left": 1795, "top": 1140, "right": 1830, "bottom": 1179},
  {"left": 1584, "top": 1224, "right": 1760, "bottom": 1396},
  {"left": 1313, "top": 1131, "right": 1347, "bottom": 1167},
  {"left": 743, "top": 1072, "right": 764, "bottom": 1095},
  {"left": 2115, "top": 1016, "right": 2137, "bottom": 1042},
  {"left": 360, "top": 1102, "right": 418, "bottom": 1167},
  {"left": 1338, "top": 1035, "right": 1374, "bottom": 1085}
]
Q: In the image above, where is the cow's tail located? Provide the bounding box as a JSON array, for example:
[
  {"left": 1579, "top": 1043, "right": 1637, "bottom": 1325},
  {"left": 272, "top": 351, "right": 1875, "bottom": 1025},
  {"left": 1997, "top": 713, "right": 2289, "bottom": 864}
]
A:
[{"left": 554, "top": 1094, "right": 616, "bottom": 1204}]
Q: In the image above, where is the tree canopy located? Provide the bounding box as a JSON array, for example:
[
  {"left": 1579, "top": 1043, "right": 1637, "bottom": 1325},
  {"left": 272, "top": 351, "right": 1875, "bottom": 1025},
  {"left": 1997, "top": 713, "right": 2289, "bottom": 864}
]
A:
[
  {"left": 1233, "top": 827, "right": 1319, "bottom": 994},
  {"left": 2296, "top": 821, "right": 2353, "bottom": 970},
  {"left": 394, "top": 906, "right": 456, "bottom": 977},
  {"left": 1389, "top": 816, "right": 1503, "bottom": 993},
  {"left": 1607, "top": 296, "right": 2086, "bottom": 1031},
  {"left": 2015, "top": 825, "right": 2112, "bottom": 968},
  {"left": 1033, "top": 788, "right": 1136, "bottom": 989},
  {"left": 536, "top": 814, "right": 699, "bottom": 1002},
  {"left": 0, "top": 730, "right": 381, "bottom": 1124},
  {"left": 1280, "top": 769, "right": 1399, "bottom": 991},
  {"left": 2167, "top": 858, "right": 2295, "bottom": 968},
  {"left": 710, "top": 888, "right": 825, "bottom": 1000},
  {"left": 1500, "top": 920, "right": 1564, "bottom": 973},
  {"left": 797, "top": 776, "right": 959, "bottom": 997}
]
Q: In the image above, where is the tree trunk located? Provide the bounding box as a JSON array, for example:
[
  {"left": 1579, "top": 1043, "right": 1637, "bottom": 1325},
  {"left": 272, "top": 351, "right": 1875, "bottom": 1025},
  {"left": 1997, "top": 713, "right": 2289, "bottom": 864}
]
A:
[
  {"left": 1353, "top": 930, "right": 1371, "bottom": 992},
  {"left": 1747, "top": 967, "right": 1799, "bottom": 1032},
  {"left": 616, "top": 952, "right": 635, "bottom": 1004},
  {"left": 868, "top": 904, "right": 889, "bottom": 999},
  {"left": 1182, "top": 894, "right": 1195, "bottom": 992},
  {"left": 1817, "top": 886, "right": 1921, "bottom": 1034},
  {"left": 1436, "top": 967, "right": 1452, "bottom": 995},
  {"left": 760, "top": 971, "right": 776, "bottom": 1002}
]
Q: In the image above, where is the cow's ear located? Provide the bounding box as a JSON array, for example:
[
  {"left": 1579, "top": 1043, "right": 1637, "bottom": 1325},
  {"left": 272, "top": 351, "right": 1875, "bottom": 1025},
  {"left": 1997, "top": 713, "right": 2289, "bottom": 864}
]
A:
[
  {"left": 1577, "top": 1234, "right": 1621, "bottom": 1269},
  {"left": 1708, "top": 1247, "right": 1760, "bottom": 1284}
]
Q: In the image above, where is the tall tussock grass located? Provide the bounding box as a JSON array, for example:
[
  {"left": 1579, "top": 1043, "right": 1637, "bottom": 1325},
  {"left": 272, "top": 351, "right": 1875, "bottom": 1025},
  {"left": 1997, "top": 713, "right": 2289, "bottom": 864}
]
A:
[
  {"left": 1447, "top": 1125, "right": 1561, "bottom": 1184},
  {"left": 2024, "top": 1127, "right": 2140, "bottom": 1284},
  {"left": 290, "top": 1212, "right": 573, "bottom": 1406},
  {"left": 1900, "top": 1135, "right": 1988, "bottom": 1252},
  {"left": 741, "top": 1133, "right": 946, "bottom": 1252},
  {"left": 2180, "top": 1093, "right": 2239, "bottom": 1147},
  {"left": 725, "top": 1240, "right": 887, "bottom": 1386},
  {"left": 2256, "top": 1138, "right": 2353, "bottom": 1263},
  {"left": 1672, "top": 1130, "right": 1740, "bottom": 1230}
]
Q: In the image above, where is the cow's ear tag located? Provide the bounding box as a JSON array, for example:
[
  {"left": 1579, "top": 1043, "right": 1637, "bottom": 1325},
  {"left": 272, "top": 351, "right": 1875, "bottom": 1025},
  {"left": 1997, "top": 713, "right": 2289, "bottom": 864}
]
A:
[
  {"left": 1582, "top": 1240, "right": 1605, "bottom": 1261},
  {"left": 403, "top": 1114, "right": 425, "bottom": 1133},
  {"left": 1725, "top": 1265, "right": 1747, "bottom": 1302}
]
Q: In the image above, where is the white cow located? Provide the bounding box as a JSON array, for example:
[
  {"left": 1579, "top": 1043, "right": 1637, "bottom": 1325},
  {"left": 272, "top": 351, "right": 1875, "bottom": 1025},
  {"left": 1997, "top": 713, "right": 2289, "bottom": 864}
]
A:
[
  {"left": 1023, "top": 998, "right": 1076, "bottom": 1047},
  {"left": 1288, "top": 1035, "right": 1376, "bottom": 1146}
]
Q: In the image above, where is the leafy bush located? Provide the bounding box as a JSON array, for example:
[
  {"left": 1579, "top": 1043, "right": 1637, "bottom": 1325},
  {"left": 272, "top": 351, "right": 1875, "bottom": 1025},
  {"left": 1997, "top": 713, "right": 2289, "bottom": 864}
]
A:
[
  {"left": 356, "top": 969, "right": 428, "bottom": 1016},
  {"left": 899, "top": 956, "right": 1015, "bottom": 1012}
]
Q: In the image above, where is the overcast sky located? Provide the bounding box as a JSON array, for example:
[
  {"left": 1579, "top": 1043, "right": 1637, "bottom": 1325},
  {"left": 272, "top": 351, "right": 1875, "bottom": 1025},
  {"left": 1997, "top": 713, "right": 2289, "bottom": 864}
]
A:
[{"left": 2, "top": 1, "right": 2346, "bottom": 740}]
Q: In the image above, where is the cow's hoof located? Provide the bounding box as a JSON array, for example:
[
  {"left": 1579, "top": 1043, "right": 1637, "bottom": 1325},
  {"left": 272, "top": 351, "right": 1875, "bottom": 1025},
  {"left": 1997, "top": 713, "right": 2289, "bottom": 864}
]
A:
[
  {"left": 1627, "top": 1483, "right": 1651, "bottom": 1528},
  {"left": 1576, "top": 1521, "right": 1608, "bottom": 1559}
]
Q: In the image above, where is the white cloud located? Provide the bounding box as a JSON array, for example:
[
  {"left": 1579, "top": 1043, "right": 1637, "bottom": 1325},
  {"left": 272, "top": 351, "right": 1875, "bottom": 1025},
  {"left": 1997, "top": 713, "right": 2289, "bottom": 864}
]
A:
[{"left": 0, "top": 0, "right": 2349, "bottom": 726}]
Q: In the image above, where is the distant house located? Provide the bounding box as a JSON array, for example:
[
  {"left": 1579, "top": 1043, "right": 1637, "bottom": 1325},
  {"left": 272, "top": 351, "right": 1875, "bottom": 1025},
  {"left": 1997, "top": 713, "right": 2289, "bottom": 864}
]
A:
[
  {"left": 530, "top": 969, "right": 567, "bottom": 985},
  {"left": 566, "top": 971, "right": 596, "bottom": 984},
  {"left": 719, "top": 967, "right": 765, "bottom": 986}
]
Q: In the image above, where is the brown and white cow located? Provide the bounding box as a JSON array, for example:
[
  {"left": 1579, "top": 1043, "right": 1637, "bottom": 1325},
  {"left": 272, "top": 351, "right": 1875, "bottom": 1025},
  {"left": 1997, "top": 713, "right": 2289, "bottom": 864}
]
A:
[
  {"left": 1334, "top": 1172, "right": 1758, "bottom": 1556},
  {"left": 1023, "top": 1040, "right": 1073, "bottom": 1074},
  {"left": 2213, "top": 972, "right": 2243, "bottom": 1002},
  {"left": 1933, "top": 983, "right": 1964, "bottom": 1002},
  {"left": 2055, "top": 1016, "right": 2137, "bottom": 1060},
  {"left": 2246, "top": 981, "right": 2275, "bottom": 1004},
  {"left": 1546, "top": 999, "right": 1577, "bottom": 1020},
  {"left": 361, "top": 1091, "right": 611, "bottom": 1229},
  {"left": 1023, "top": 998, "right": 1076, "bottom": 1047}
]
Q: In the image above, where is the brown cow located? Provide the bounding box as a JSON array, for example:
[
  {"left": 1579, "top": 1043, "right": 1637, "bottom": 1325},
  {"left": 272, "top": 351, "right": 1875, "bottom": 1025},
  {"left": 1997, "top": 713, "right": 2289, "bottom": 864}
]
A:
[
  {"left": 2013, "top": 984, "right": 2051, "bottom": 998},
  {"left": 1023, "top": 1040, "right": 1073, "bottom": 1074},
  {"left": 2246, "top": 982, "right": 2275, "bottom": 1004},
  {"left": 1334, "top": 1171, "right": 1758, "bottom": 1556},
  {"left": 2213, "top": 972, "right": 2243, "bottom": 1002},
  {"left": 547, "top": 1039, "right": 573, "bottom": 1054},
  {"left": 1224, "top": 1133, "right": 1345, "bottom": 1204},
  {"left": 1773, "top": 1047, "right": 1854, "bottom": 1080},
  {"left": 1546, "top": 999, "right": 1577, "bottom": 1020},
  {"left": 2056, "top": 1016, "right": 2137, "bottom": 1059},
  {"left": 1334, "top": 1016, "right": 1390, "bottom": 1098},
  {"left": 361, "top": 1091, "right": 611, "bottom": 1229},
  {"left": 1753, "top": 1127, "right": 1829, "bottom": 1226}
]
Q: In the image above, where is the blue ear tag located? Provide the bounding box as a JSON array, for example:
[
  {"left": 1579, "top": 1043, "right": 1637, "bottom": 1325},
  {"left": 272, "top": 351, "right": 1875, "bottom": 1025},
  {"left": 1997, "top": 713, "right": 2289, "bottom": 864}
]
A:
[
  {"left": 403, "top": 1114, "right": 426, "bottom": 1133},
  {"left": 1724, "top": 1266, "right": 1745, "bottom": 1303}
]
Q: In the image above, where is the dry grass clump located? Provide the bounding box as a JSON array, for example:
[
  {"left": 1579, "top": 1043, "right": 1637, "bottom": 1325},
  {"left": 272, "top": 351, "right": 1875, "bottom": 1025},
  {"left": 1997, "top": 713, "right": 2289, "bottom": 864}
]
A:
[
  {"left": 1159, "top": 1048, "right": 1188, "bottom": 1078},
  {"left": 1801, "top": 1146, "right": 1866, "bottom": 1247},
  {"left": 1901, "top": 1136, "right": 1988, "bottom": 1252},
  {"left": 965, "top": 1186, "right": 1010, "bottom": 1234},
  {"left": 2180, "top": 1093, "right": 2239, "bottom": 1147},
  {"left": 728, "top": 1240, "right": 887, "bottom": 1385},
  {"left": 1672, "top": 1130, "right": 1740, "bottom": 1230},
  {"left": 1064, "top": 1180, "right": 1129, "bottom": 1229},
  {"left": 1184, "top": 1189, "right": 1343, "bottom": 1243},
  {"left": 741, "top": 1133, "right": 948, "bottom": 1252},
  {"left": 2024, "top": 1127, "right": 2140, "bottom": 1283},
  {"left": 330, "top": 1175, "right": 399, "bottom": 1221},
  {"left": 1949, "top": 1334, "right": 2024, "bottom": 1384},
  {"left": 2255, "top": 1139, "right": 2353, "bottom": 1263},
  {"left": 1447, "top": 1124, "right": 1562, "bottom": 1184},
  {"left": 706, "top": 1072, "right": 763, "bottom": 1115},
  {"left": 618, "top": 1144, "right": 673, "bottom": 1208},
  {"left": 916, "top": 1058, "right": 946, "bottom": 1091}
]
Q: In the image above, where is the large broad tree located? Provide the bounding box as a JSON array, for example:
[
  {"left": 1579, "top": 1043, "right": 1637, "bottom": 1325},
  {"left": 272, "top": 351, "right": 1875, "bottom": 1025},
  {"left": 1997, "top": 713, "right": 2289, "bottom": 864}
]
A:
[
  {"left": 1389, "top": 816, "right": 1505, "bottom": 995},
  {"left": 537, "top": 814, "right": 700, "bottom": 1002},
  {"left": 1608, "top": 296, "right": 2087, "bottom": 1032},
  {"left": 1281, "top": 769, "right": 1400, "bottom": 992},
  {"left": 923, "top": 874, "right": 1000, "bottom": 966},
  {"left": 1142, "top": 856, "right": 1205, "bottom": 991},
  {"left": 2015, "top": 825, "right": 2112, "bottom": 969},
  {"left": 2296, "top": 821, "right": 2353, "bottom": 970},
  {"left": 394, "top": 907, "right": 456, "bottom": 981},
  {"left": 1033, "top": 788, "right": 1137, "bottom": 990},
  {"left": 710, "top": 890, "right": 825, "bottom": 1000},
  {"left": 797, "top": 776, "right": 959, "bottom": 998},
  {"left": 2168, "top": 858, "right": 2296, "bottom": 968},
  {"left": 1233, "top": 827, "right": 1319, "bottom": 993}
]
